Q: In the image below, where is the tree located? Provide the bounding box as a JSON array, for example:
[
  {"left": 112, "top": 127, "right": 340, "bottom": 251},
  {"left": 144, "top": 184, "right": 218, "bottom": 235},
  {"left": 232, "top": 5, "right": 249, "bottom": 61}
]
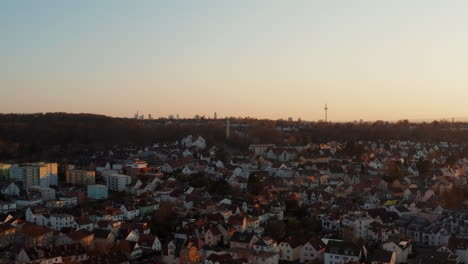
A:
[
  {"left": 208, "top": 178, "right": 232, "bottom": 196},
  {"left": 247, "top": 173, "right": 265, "bottom": 195},
  {"left": 383, "top": 160, "right": 403, "bottom": 182},
  {"left": 446, "top": 154, "right": 459, "bottom": 166},
  {"left": 441, "top": 186, "right": 467, "bottom": 209},
  {"left": 416, "top": 159, "right": 432, "bottom": 177},
  {"left": 264, "top": 218, "right": 286, "bottom": 241},
  {"left": 150, "top": 202, "right": 180, "bottom": 242}
]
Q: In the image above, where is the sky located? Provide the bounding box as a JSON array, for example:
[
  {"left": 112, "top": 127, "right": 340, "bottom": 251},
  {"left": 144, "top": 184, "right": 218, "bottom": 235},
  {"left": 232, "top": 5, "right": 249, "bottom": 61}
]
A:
[{"left": 1, "top": 1, "right": 468, "bottom": 122}]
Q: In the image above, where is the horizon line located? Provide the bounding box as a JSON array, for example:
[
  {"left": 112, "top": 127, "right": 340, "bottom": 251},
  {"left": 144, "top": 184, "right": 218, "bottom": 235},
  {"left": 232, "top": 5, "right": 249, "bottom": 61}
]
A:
[{"left": 1, "top": 111, "right": 468, "bottom": 124}]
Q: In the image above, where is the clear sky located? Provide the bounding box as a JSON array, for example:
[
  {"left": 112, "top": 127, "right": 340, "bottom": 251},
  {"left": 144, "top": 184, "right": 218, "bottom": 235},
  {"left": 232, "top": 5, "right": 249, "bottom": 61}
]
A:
[{"left": 2, "top": 1, "right": 468, "bottom": 121}]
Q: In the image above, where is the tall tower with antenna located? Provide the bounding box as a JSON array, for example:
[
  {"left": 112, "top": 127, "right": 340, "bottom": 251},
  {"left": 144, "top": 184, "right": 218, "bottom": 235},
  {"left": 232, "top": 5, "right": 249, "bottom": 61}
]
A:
[{"left": 324, "top": 104, "right": 328, "bottom": 122}]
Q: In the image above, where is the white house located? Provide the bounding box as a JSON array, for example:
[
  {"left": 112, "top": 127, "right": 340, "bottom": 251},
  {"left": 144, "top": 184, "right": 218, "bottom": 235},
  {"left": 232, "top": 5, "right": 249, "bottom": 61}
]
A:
[
  {"left": 204, "top": 226, "right": 223, "bottom": 247},
  {"left": 300, "top": 235, "right": 326, "bottom": 263},
  {"left": 253, "top": 251, "right": 279, "bottom": 264},
  {"left": 278, "top": 236, "right": 302, "bottom": 262},
  {"left": 1, "top": 182, "right": 20, "bottom": 196},
  {"left": 324, "top": 240, "right": 365, "bottom": 264},
  {"left": 138, "top": 234, "right": 162, "bottom": 251},
  {"left": 50, "top": 214, "right": 77, "bottom": 231},
  {"left": 253, "top": 236, "right": 278, "bottom": 253},
  {"left": 120, "top": 204, "right": 140, "bottom": 220}
]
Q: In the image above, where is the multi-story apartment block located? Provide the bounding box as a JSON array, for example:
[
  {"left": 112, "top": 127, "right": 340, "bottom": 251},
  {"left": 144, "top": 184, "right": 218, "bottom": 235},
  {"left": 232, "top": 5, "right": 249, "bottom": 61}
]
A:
[
  {"left": 9, "top": 162, "right": 58, "bottom": 188},
  {"left": 66, "top": 169, "right": 96, "bottom": 185},
  {"left": 104, "top": 173, "right": 131, "bottom": 192}
]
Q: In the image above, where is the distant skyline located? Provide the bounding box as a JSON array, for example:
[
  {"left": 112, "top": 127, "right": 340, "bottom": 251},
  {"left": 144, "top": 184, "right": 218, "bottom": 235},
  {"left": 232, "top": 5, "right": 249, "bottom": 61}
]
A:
[{"left": 2, "top": 1, "right": 468, "bottom": 121}]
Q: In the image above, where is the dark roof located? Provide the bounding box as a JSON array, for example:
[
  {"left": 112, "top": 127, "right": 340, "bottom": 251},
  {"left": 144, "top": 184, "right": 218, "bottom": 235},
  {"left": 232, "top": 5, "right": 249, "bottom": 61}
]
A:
[
  {"left": 94, "top": 229, "right": 112, "bottom": 239},
  {"left": 369, "top": 249, "right": 394, "bottom": 263},
  {"left": 83, "top": 251, "right": 128, "bottom": 264},
  {"left": 306, "top": 234, "right": 326, "bottom": 251},
  {"left": 282, "top": 236, "right": 302, "bottom": 249},
  {"left": 325, "top": 240, "right": 362, "bottom": 256},
  {"left": 21, "top": 222, "right": 52, "bottom": 238},
  {"left": 230, "top": 232, "right": 256, "bottom": 244},
  {"left": 415, "top": 251, "right": 459, "bottom": 264},
  {"left": 43, "top": 244, "right": 86, "bottom": 258},
  {"left": 447, "top": 236, "right": 468, "bottom": 251}
]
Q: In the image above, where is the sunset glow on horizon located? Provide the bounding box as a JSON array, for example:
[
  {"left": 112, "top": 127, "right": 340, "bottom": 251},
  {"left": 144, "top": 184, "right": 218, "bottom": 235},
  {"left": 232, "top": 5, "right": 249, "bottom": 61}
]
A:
[{"left": 2, "top": 1, "right": 468, "bottom": 121}]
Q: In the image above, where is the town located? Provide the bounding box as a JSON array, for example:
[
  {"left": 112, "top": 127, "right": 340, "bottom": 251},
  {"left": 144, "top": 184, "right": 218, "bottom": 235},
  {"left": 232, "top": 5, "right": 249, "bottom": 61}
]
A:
[{"left": 0, "top": 118, "right": 467, "bottom": 264}]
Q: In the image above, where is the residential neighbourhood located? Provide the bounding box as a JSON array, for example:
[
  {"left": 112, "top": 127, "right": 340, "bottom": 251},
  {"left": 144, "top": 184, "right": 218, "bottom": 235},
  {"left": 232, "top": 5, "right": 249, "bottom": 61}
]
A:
[{"left": 0, "top": 136, "right": 467, "bottom": 264}]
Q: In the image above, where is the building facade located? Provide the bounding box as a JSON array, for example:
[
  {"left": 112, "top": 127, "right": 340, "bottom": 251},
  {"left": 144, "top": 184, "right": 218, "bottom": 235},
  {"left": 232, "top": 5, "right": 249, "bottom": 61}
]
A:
[
  {"left": 87, "top": 184, "right": 108, "bottom": 199},
  {"left": 67, "top": 169, "right": 96, "bottom": 185}
]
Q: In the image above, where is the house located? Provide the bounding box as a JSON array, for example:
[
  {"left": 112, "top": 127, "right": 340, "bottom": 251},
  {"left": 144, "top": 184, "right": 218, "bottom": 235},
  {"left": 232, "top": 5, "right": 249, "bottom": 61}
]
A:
[
  {"left": 205, "top": 226, "right": 223, "bottom": 247},
  {"left": 0, "top": 201, "right": 16, "bottom": 213},
  {"left": 119, "top": 240, "right": 143, "bottom": 260},
  {"left": 253, "top": 251, "right": 279, "bottom": 264},
  {"left": 138, "top": 234, "right": 161, "bottom": 251},
  {"left": 42, "top": 244, "right": 88, "bottom": 263},
  {"left": 341, "top": 211, "right": 374, "bottom": 242},
  {"left": 230, "top": 232, "right": 259, "bottom": 249},
  {"left": 0, "top": 182, "right": 20, "bottom": 196},
  {"left": 228, "top": 215, "right": 247, "bottom": 232},
  {"left": 368, "top": 249, "right": 396, "bottom": 264},
  {"left": 300, "top": 234, "right": 326, "bottom": 263},
  {"left": 161, "top": 157, "right": 193, "bottom": 173},
  {"left": 382, "top": 235, "right": 412, "bottom": 264},
  {"left": 0, "top": 223, "right": 15, "bottom": 248},
  {"left": 278, "top": 236, "right": 302, "bottom": 262},
  {"left": 17, "top": 248, "right": 43, "bottom": 264},
  {"left": 75, "top": 215, "right": 94, "bottom": 231},
  {"left": 264, "top": 147, "right": 298, "bottom": 162},
  {"left": 85, "top": 250, "right": 130, "bottom": 264},
  {"left": 321, "top": 213, "right": 342, "bottom": 232},
  {"left": 19, "top": 222, "right": 54, "bottom": 248},
  {"left": 413, "top": 251, "right": 459, "bottom": 264},
  {"left": 253, "top": 236, "right": 278, "bottom": 253},
  {"left": 205, "top": 253, "right": 247, "bottom": 264},
  {"left": 368, "top": 222, "right": 399, "bottom": 244},
  {"left": 50, "top": 214, "right": 77, "bottom": 231},
  {"left": 95, "top": 207, "right": 124, "bottom": 222},
  {"left": 120, "top": 204, "right": 140, "bottom": 220},
  {"left": 68, "top": 229, "right": 94, "bottom": 247},
  {"left": 438, "top": 236, "right": 468, "bottom": 264},
  {"left": 94, "top": 229, "right": 116, "bottom": 251},
  {"left": 165, "top": 238, "right": 186, "bottom": 264},
  {"left": 180, "top": 238, "right": 203, "bottom": 264},
  {"left": 324, "top": 240, "right": 365, "bottom": 264}
]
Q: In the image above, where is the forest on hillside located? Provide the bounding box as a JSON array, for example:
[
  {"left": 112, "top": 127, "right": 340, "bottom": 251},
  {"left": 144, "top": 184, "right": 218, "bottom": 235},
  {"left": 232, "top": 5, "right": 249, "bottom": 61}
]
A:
[{"left": 0, "top": 113, "right": 467, "bottom": 162}]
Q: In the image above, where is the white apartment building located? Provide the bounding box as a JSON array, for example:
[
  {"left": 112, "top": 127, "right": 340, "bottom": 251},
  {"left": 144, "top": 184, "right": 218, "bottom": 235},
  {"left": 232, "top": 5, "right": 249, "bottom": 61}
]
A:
[{"left": 105, "top": 173, "right": 131, "bottom": 192}]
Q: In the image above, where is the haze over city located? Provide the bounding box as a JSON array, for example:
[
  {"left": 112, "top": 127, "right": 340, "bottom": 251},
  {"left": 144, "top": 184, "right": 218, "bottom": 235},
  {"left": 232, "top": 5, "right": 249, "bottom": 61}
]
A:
[
  {"left": 2, "top": 2, "right": 468, "bottom": 264},
  {"left": 2, "top": 0, "right": 468, "bottom": 121}
]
